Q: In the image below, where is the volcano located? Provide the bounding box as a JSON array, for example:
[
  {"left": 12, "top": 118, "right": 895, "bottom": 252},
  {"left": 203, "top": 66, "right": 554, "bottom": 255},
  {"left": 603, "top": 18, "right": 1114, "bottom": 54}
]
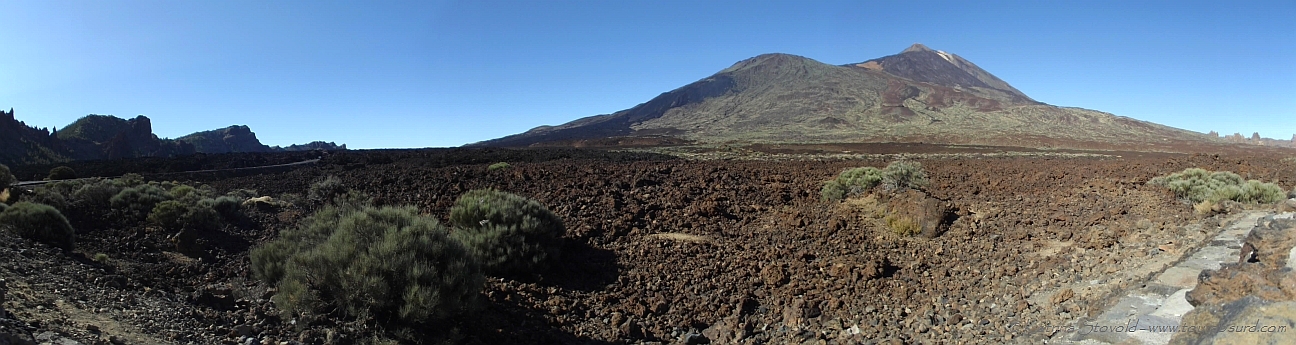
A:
[{"left": 471, "top": 44, "right": 1216, "bottom": 151}]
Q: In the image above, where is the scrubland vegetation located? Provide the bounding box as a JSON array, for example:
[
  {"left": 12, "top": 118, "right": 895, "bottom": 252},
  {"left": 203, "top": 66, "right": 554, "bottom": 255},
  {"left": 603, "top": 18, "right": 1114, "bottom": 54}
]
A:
[
  {"left": 1148, "top": 168, "right": 1286, "bottom": 204},
  {"left": 821, "top": 160, "right": 930, "bottom": 201},
  {"left": 0, "top": 165, "right": 569, "bottom": 342},
  {"left": 247, "top": 177, "right": 565, "bottom": 340}
]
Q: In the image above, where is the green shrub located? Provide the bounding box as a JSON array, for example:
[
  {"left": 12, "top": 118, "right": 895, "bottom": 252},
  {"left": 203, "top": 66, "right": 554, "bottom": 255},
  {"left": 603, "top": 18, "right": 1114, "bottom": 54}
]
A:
[
  {"left": 47, "top": 166, "right": 76, "bottom": 180},
  {"left": 149, "top": 199, "right": 221, "bottom": 231},
  {"left": 0, "top": 202, "right": 75, "bottom": 250},
  {"left": 93, "top": 253, "right": 109, "bottom": 263},
  {"left": 250, "top": 205, "right": 482, "bottom": 326},
  {"left": 1149, "top": 168, "right": 1285, "bottom": 204},
  {"left": 26, "top": 185, "right": 70, "bottom": 212},
  {"left": 820, "top": 180, "right": 847, "bottom": 201},
  {"left": 487, "top": 162, "right": 511, "bottom": 171},
  {"left": 880, "top": 160, "right": 930, "bottom": 191},
  {"left": 68, "top": 178, "right": 123, "bottom": 221},
  {"left": 170, "top": 185, "right": 199, "bottom": 201},
  {"left": 840, "top": 167, "right": 884, "bottom": 192},
  {"left": 1239, "top": 180, "right": 1286, "bottom": 203},
  {"left": 114, "top": 173, "right": 145, "bottom": 188},
  {"left": 183, "top": 202, "right": 220, "bottom": 231},
  {"left": 225, "top": 189, "right": 259, "bottom": 199},
  {"left": 111, "top": 184, "right": 172, "bottom": 221},
  {"left": 449, "top": 189, "right": 565, "bottom": 278},
  {"left": 202, "top": 196, "right": 242, "bottom": 220},
  {"left": 148, "top": 200, "right": 189, "bottom": 230},
  {"left": 73, "top": 179, "right": 123, "bottom": 207},
  {"left": 0, "top": 202, "right": 7, "bottom": 212},
  {"left": 307, "top": 176, "right": 348, "bottom": 205},
  {"left": 0, "top": 163, "right": 14, "bottom": 190},
  {"left": 822, "top": 161, "right": 930, "bottom": 201}
]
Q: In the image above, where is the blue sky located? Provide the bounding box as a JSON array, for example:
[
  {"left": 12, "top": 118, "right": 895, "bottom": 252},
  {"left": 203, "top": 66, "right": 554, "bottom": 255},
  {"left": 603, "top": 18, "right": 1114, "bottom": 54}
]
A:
[{"left": 1, "top": 1, "right": 1293, "bottom": 149}]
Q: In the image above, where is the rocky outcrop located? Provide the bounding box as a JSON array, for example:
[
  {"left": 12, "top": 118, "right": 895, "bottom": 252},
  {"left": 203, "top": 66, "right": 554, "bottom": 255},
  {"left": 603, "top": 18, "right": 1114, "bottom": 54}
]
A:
[
  {"left": 177, "top": 125, "right": 272, "bottom": 154},
  {"left": 883, "top": 189, "right": 956, "bottom": 238},
  {"left": 0, "top": 108, "right": 69, "bottom": 165},
  {"left": 1172, "top": 214, "right": 1296, "bottom": 344},
  {"left": 1185, "top": 215, "right": 1296, "bottom": 307},
  {"left": 1, "top": 109, "right": 344, "bottom": 166}
]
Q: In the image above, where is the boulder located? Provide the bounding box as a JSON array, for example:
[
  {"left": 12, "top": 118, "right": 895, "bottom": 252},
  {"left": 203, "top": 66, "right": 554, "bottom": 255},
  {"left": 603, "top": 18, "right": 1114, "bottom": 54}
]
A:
[
  {"left": 1171, "top": 297, "right": 1296, "bottom": 345},
  {"left": 884, "top": 189, "right": 955, "bottom": 238}
]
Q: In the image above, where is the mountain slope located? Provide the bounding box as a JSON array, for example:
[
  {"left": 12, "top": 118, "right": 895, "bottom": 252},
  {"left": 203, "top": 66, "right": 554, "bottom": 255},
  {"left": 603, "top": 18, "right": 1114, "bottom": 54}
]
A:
[
  {"left": 1, "top": 111, "right": 346, "bottom": 167},
  {"left": 0, "top": 108, "right": 70, "bottom": 165},
  {"left": 56, "top": 115, "right": 195, "bottom": 160},
  {"left": 178, "top": 125, "right": 272, "bottom": 154},
  {"left": 178, "top": 126, "right": 347, "bottom": 153},
  {"left": 471, "top": 45, "right": 1218, "bottom": 151}
]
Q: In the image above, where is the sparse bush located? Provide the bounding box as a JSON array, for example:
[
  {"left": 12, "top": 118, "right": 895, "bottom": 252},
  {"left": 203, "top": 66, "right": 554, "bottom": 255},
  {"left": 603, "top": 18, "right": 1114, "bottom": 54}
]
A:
[
  {"left": 25, "top": 185, "right": 70, "bottom": 212},
  {"left": 488, "top": 162, "right": 511, "bottom": 171},
  {"left": 840, "top": 167, "right": 885, "bottom": 192},
  {"left": 47, "top": 166, "right": 76, "bottom": 180},
  {"left": 822, "top": 161, "right": 930, "bottom": 201},
  {"left": 149, "top": 199, "right": 221, "bottom": 231},
  {"left": 74, "top": 179, "right": 123, "bottom": 206},
  {"left": 277, "top": 193, "right": 305, "bottom": 207},
  {"left": 0, "top": 202, "right": 75, "bottom": 250},
  {"left": 93, "top": 253, "right": 109, "bottom": 263},
  {"left": 1193, "top": 199, "right": 1219, "bottom": 216},
  {"left": 170, "top": 184, "right": 199, "bottom": 201},
  {"left": 1149, "top": 168, "right": 1285, "bottom": 204},
  {"left": 115, "top": 173, "right": 144, "bottom": 188},
  {"left": 880, "top": 160, "right": 930, "bottom": 191},
  {"left": 225, "top": 189, "right": 259, "bottom": 199},
  {"left": 307, "top": 176, "right": 347, "bottom": 205},
  {"left": 449, "top": 189, "right": 565, "bottom": 278},
  {"left": 0, "top": 163, "right": 15, "bottom": 190},
  {"left": 250, "top": 205, "right": 482, "bottom": 326},
  {"left": 183, "top": 202, "right": 220, "bottom": 231},
  {"left": 202, "top": 196, "right": 242, "bottom": 220},
  {"left": 148, "top": 200, "right": 189, "bottom": 230},
  {"left": 820, "top": 180, "right": 847, "bottom": 201},
  {"left": 885, "top": 214, "right": 920, "bottom": 236},
  {"left": 111, "top": 184, "right": 172, "bottom": 221}
]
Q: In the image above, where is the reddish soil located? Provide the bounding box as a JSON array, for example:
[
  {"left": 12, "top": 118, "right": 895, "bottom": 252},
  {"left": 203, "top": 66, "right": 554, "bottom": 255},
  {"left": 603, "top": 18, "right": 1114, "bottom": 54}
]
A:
[{"left": 2, "top": 146, "right": 1296, "bottom": 344}]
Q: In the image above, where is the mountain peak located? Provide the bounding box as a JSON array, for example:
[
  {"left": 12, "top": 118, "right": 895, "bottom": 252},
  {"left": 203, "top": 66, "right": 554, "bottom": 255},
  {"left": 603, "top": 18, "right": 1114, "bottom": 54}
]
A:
[
  {"left": 902, "top": 43, "right": 933, "bottom": 53},
  {"left": 851, "top": 45, "right": 1034, "bottom": 102}
]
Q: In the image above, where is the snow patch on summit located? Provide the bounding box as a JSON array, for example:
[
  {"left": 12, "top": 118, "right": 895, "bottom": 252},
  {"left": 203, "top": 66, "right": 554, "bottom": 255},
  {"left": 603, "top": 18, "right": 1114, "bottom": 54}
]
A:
[{"left": 936, "top": 50, "right": 953, "bottom": 63}]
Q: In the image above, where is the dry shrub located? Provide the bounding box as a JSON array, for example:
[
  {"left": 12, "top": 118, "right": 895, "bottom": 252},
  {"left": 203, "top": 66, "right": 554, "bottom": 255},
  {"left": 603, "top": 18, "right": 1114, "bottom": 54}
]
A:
[
  {"left": 885, "top": 214, "right": 920, "bottom": 237},
  {"left": 841, "top": 194, "right": 886, "bottom": 218}
]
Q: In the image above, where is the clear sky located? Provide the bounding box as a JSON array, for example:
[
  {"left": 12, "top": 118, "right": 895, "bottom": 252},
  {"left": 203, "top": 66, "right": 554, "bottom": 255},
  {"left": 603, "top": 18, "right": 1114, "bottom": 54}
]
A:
[{"left": 2, "top": 1, "right": 1293, "bottom": 149}]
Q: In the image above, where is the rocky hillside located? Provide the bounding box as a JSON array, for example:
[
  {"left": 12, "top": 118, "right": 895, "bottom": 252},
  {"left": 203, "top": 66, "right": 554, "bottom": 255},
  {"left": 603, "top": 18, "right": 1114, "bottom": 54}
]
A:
[
  {"left": 56, "top": 114, "right": 195, "bottom": 161},
  {"left": 176, "top": 125, "right": 271, "bottom": 153},
  {"left": 0, "top": 110, "right": 344, "bottom": 167},
  {"left": 472, "top": 44, "right": 1220, "bottom": 151},
  {"left": 177, "top": 126, "right": 345, "bottom": 154},
  {"left": 1211, "top": 131, "right": 1296, "bottom": 148},
  {"left": 0, "top": 108, "right": 70, "bottom": 165}
]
